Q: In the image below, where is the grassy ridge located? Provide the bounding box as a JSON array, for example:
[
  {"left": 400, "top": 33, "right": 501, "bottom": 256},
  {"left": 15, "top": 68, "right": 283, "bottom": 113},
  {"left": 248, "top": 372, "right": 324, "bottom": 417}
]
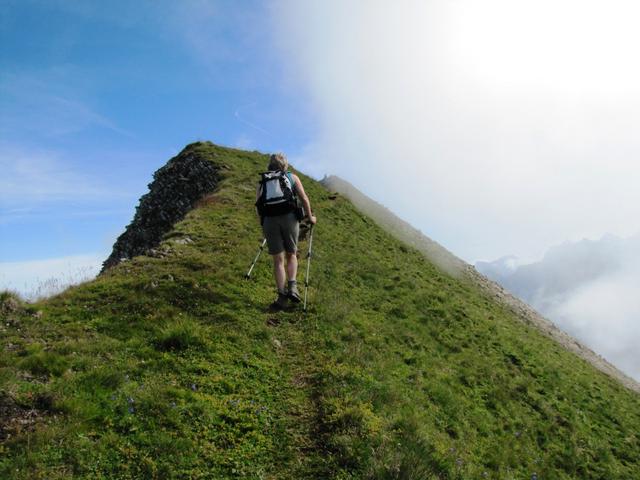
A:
[{"left": 1, "top": 142, "right": 639, "bottom": 479}]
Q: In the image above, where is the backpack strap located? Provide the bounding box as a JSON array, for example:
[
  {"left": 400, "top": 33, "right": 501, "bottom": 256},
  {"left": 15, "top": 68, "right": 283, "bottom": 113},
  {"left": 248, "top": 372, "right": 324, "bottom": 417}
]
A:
[
  {"left": 286, "top": 172, "right": 296, "bottom": 195},
  {"left": 257, "top": 172, "right": 269, "bottom": 205}
]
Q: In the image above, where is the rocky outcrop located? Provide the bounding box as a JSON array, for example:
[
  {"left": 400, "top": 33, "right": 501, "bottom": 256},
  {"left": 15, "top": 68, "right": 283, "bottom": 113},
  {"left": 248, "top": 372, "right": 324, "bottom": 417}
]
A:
[{"left": 101, "top": 147, "right": 220, "bottom": 271}]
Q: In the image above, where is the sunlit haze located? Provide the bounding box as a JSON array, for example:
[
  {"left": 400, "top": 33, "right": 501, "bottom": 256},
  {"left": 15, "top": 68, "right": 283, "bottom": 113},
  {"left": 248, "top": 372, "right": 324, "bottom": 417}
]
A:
[
  {"left": 450, "top": 0, "right": 640, "bottom": 98},
  {"left": 275, "top": 0, "right": 640, "bottom": 262}
]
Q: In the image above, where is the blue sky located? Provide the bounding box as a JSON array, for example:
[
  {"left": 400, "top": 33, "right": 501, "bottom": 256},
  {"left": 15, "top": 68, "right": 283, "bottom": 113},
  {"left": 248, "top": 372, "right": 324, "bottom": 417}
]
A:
[
  {"left": 1, "top": 0, "right": 313, "bottom": 276},
  {"left": 3, "top": 0, "right": 640, "bottom": 297}
]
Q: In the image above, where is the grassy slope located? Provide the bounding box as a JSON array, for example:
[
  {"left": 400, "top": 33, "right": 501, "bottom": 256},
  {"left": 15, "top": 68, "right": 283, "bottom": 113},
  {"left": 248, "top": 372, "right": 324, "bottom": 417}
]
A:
[{"left": 1, "top": 142, "right": 639, "bottom": 479}]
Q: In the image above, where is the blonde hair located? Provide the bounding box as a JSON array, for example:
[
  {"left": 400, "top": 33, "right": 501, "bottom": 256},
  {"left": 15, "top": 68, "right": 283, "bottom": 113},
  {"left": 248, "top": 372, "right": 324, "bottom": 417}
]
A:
[{"left": 268, "top": 152, "right": 288, "bottom": 172}]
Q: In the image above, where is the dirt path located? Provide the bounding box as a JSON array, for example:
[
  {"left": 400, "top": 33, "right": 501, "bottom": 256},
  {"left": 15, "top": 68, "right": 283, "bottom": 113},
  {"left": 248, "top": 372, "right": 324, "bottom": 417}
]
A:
[{"left": 264, "top": 310, "right": 331, "bottom": 479}]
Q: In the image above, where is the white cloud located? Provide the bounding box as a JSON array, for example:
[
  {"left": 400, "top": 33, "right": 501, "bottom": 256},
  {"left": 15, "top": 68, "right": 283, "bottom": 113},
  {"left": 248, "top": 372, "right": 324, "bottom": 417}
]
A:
[
  {"left": 162, "top": 0, "right": 272, "bottom": 83},
  {"left": 0, "top": 253, "right": 104, "bottom": 300},
  {"left": 273, "top": 0, "right": 640, "bottom": 261},
  {"left": 234, "top": 103, "right": 270, "bottom": 135},
  {"left": 0, "top": 72, "right": 132, "bottom": 139},
  {"left": 477, "top": 234, "right": 640, "bottom": 380},
  {"left": 550, "top": 269, "right": 640, "bottom": 381},
  {"left": 232, "top": 133, "right": 255, "bottom": 151},
  {"left": 0, "top": 145, "right": 122, "bottom": 208}
]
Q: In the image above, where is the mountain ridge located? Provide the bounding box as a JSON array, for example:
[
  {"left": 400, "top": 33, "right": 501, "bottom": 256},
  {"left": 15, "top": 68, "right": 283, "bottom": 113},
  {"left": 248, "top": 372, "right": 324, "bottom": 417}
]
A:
[
  {"left": 1, "top": 141, "right": 639, "bottom": 478},
  {"left": 321, "top": 175, "right": 640, "bottom": 394}
]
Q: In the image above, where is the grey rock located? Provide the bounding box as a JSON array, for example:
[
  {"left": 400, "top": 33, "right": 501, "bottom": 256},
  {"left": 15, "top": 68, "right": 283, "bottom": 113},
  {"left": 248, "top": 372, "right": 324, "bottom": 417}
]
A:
[{"left": 101, "top": 145, "right": 219, "bottom": 272}]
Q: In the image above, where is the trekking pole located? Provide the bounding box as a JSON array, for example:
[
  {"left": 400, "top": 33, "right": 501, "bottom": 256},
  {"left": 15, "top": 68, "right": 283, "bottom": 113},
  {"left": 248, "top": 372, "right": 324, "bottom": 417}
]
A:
[
  {"left": 303, "top": 225, "right": 315, "bottom": 312},
  {"left": 245, "top": 238, "right": 267, "bottom": 279}
]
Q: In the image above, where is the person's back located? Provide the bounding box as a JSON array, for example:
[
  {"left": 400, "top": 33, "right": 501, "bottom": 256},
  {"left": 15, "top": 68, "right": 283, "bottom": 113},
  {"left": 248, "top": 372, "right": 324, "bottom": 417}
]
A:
[{"left": 255, "top": 153, "right": 316, "bottom": 310}]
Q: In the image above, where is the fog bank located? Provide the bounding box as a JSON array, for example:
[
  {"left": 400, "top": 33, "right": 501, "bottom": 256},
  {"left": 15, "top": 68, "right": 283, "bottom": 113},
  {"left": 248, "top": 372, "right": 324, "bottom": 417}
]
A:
[
  {"left": 273, "top": 0, "right": 640, "bottom": 262},
  {"left": 477, "top": 234, "right": 640, "bottom": 380}
]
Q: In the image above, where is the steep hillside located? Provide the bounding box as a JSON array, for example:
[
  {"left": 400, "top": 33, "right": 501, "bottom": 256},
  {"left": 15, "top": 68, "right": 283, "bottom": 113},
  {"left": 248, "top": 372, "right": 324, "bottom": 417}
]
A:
[
  {"left": 322, "top": 176, "right": 640, "bottom": 394},
  {"left": 1, "top": 142, "right": 639, "bottom": 479},
  {"left": 320, "top": 175, "right": 467, "bottom": 278}
]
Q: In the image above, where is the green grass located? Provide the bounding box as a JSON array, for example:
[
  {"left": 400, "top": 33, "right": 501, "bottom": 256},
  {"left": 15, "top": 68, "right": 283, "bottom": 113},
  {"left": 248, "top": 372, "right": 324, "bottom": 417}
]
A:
[{"left": 1, "top": 141, "right": 639, "bottom": 479}]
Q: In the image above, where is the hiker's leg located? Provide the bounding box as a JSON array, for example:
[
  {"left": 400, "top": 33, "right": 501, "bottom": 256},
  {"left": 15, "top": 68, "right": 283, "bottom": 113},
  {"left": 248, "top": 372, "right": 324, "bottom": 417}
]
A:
[
  {"left": 285, "top": 251, "right": 301, "bottom": 302},
  {"left": 272, "top": 253, "right": 286, "bottom": 292},
  {"left": 285, "top": 251, "right": 298, "bottom": 281},
  {"left": 282, "top": 214, "right": 300, "bottom": 282}
]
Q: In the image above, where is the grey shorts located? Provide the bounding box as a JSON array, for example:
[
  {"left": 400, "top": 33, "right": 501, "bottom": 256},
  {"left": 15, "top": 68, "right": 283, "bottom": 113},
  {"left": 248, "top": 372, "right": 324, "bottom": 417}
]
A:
[{"left": 262, "top": 212, "right": 299, "bottom": 254}]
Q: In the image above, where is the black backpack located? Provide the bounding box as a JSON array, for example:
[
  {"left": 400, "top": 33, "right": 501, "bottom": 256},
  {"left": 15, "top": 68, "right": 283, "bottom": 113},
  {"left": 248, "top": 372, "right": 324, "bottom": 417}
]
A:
[{"left": 256, "top": 171, "right": 301, "bottom": 218}]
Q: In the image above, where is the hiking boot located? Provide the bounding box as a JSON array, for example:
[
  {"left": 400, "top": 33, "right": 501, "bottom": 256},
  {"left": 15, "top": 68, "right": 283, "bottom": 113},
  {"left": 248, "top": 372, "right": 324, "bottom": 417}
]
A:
[
  {"left": 287, "top": 280, "right": 301, "bottom": 303},
  {"left": 269, "top": 291, "right": 289, "bottom": 311}
]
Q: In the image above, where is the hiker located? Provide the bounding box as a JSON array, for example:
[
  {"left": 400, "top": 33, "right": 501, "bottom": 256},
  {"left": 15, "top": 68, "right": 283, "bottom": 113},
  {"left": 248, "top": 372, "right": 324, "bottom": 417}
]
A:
[{"left": 256, "top": 153, "right": 316, "bottom": 310}]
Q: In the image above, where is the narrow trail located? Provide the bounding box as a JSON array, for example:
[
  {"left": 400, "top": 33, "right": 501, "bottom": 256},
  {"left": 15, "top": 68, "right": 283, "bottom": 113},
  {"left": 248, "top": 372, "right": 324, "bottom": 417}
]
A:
[
  {"left": 256, "top": 229, "right": 332, "bottom": 479},
  {"left": 265, "top": 309, "right": 329, "bottom": 479}
]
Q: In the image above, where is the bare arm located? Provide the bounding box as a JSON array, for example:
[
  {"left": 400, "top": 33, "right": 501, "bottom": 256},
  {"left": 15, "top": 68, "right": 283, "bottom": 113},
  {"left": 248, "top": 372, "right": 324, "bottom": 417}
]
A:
[{"left": 293, "top": 174, "right": 316, "bottom": 224}]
